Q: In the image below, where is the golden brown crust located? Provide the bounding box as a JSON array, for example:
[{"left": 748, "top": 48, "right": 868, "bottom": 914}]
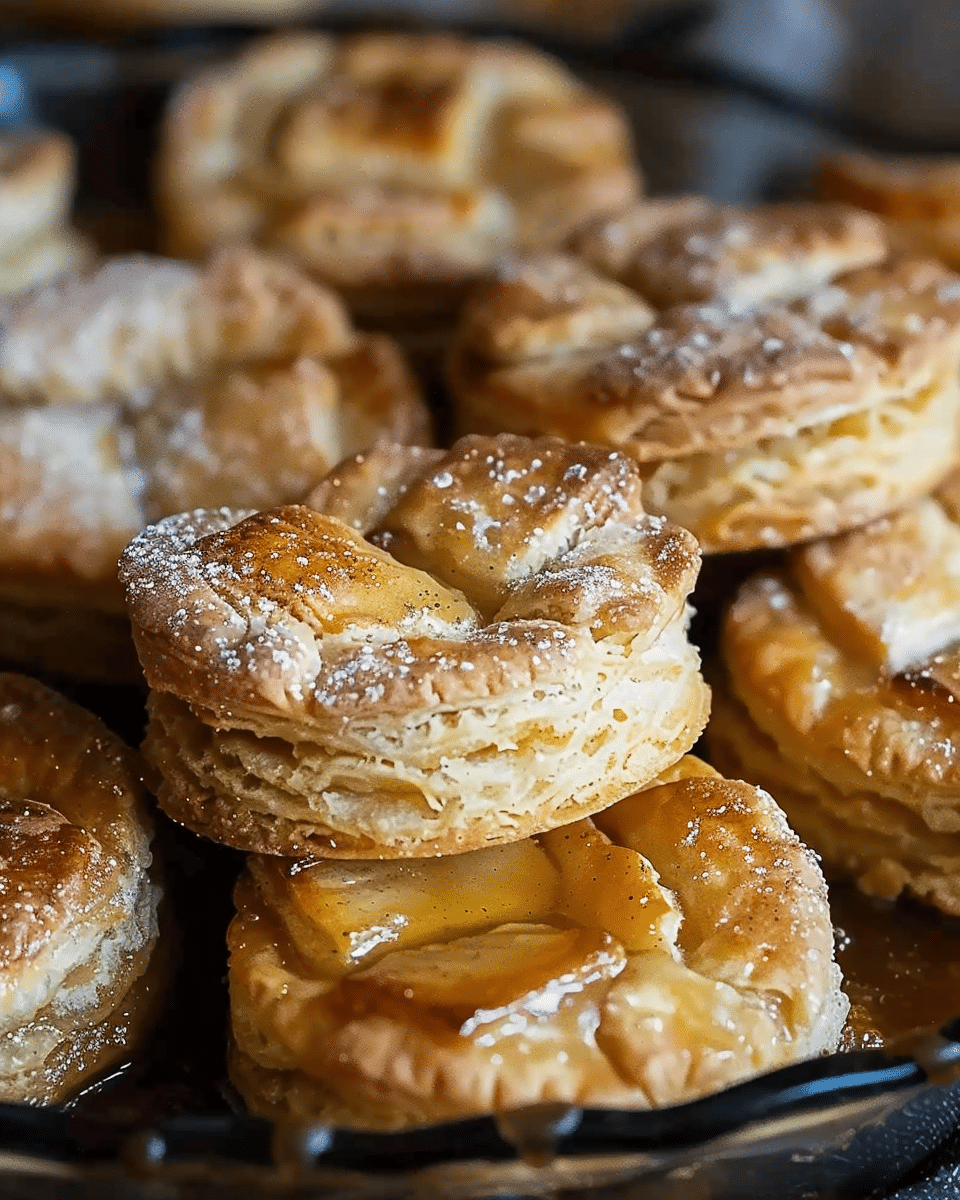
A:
[
  {"left": 123, "top": 434, "right": 709, "bottom": 857},
  {"left": 571, "top": 196, "right": 717, "bottom": 280},
  {"left": 449, "top": 209, "right": 960, "bottom": 553},
  {"left": 820, "top": 150, "right": 960, "bottom": 268},
  {"left": 228, "top": 755, "right": 847, "bottom": 1129},
  {"left": 0, "top": 673, "right": 161, "bottom": 1103},
  {"left": 579, "top": 201, "right": 886, "bottom": 309},
  {"left": 452, "top": 297, "right": 884, "bottom": 458},
  {"left": 0, "top": 247, "right": 430, "bottom": 679},
  {"left": 715, "top": 493, "right": 960, "bottom": 913},
  {"left": 156, "top": 32, "right": 642, "bottom": 324},
  {"left": 709, "top": 681, "right": 960, "bottom": 918}
]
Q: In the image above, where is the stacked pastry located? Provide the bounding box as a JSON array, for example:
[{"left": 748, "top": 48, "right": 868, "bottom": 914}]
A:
[
  {"left": 448, "top": 201, "right": 960, "bottom": 554},
  {"left": 120, "top": 432, "right": 848, "bottom": 1129},
  {"left": 0, "top": 246, "right": 428, "bottom": 680},
  {"left": 0, "top": 130, "right": 92, "bottom": 297},
  {"left": 155, "top": 31, "right": 642, "bottom": 350}
]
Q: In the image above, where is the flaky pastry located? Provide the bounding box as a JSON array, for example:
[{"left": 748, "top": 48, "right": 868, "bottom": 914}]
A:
[
  {"left": 227, "top": 753, "right": 847, "bottom": 1130},
  {"left": 711, "top": 477, "right": 960, "bottom": 914},
  {"left": 0, "top": 130, "right": 92, "bottom": 297},
  {"left": 0, "top": 247, "right": 428, "bottom": 680},
  {"left": 820, "top": 150, "right": 960, "bottom": 270},
  {"left": 121, "top": 434, "right": 709, "bottom": 857},
  {"left": 0, "top": 673, "right": 162, "bottom": 1104},
  {"left": 451, "top": 205, "right": 960, "bottom": 552},
  {"left": 156, "top": 32, "right": 641, "bottom": 335}
]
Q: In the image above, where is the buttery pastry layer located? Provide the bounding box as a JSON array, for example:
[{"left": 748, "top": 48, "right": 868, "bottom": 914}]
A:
[
  {"left": 156, "top": 32, "right": 641, "bottom": 326},
  {"left": 450, "top": 208, "right": 960, "bottom": 552},
  {"left": 0, "top": 673, "right": 161, "bottom": 1103},
  {"left": 713, "top": 488, "right": 960, "bottom": 914},
  {"left": 122, "top": 435, "right": 710, "bottom": 857},
  {"left": 0, "top": 248, "right": 429, "bottom": 679},
  {"left": 228, "top": 755, "right": 847, "bottom": 1129}
]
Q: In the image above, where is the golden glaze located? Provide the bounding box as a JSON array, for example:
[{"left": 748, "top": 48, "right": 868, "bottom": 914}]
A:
[{"left": 228, "top": 755, "right": 846, "bottom": 1129}]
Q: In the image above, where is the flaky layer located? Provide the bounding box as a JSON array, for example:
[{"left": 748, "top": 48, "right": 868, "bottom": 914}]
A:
[
  {"left": 0, "top": 674, "right": 162, "bottom": 1102},
  {"left": 640, "top": 364, "right": 960, "bottom": 552},
  {"left": 123, "top": 435, "right": 708, "bottom": 856},
  {"left": 709, "top": 682, "right": 960, "bottom": 917},
  {"left": 229, "top": 756, "right": 847, "bottom": 1129},
  {"left": 144, "top": 615, "right": 708, "bottom": 856}
]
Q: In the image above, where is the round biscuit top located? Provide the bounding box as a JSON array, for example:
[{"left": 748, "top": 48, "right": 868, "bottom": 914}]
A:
[
  {"left": 452, "top": 199, "right": 960, "bottom": 459},
  {"left": 229, "top": 753, "right": 846, "bottom": 1125},
  {"left": 0, "top": 673, "right": 151, "bottom": 989},
  {"left": 121, "top": 434, "right": 700, "bottom": 725},
  {"left": 0, "top": 247, "right": 428, "bottom": 594},
  {"left": 157, "top": 32, "right": 641, "bottom": 284}
]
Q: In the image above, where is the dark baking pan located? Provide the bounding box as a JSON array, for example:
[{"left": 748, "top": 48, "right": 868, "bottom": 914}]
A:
[{"left": 0, "top": 1020, "right": 955, "bottom": 1198}]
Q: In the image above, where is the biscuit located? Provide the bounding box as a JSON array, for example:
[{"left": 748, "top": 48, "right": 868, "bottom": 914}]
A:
[
  {"left": 0, "top": 247, "right": 429, "bottom": 680},
  {"left": 0, "top": 673, "right": 162, "bottom": 1104},
  {"left": 0, "top": 131, "right": 93, "bottom": 297},
  {"left": 712, "top": 479, "right": 960, "bottom": 914},
  {"left": 228, "top": 754, "right": 847, "bottom": 1129},
  {"left": 450, "top": 207, "right": 960, "bottom": 553},
  {"left": 820, "top": 150, "right": 960, "bottom": 270},
  {"left": 121, "top": 434, "right": 710, "bottom": 857},
  {"left": 156, "top": 32, "right": 641, "bottom": 334}
]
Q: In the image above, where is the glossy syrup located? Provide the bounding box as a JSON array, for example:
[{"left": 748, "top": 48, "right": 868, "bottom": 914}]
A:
[{"left": 833, "top": 882, "right": 960, "bottom": 1048}]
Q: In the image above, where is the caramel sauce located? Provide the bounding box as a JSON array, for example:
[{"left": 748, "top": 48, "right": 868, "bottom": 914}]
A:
[
  {"left": 890, "top": 666, "right": 960, "bottom": 724},
  {"left": 833, "top": 882, "right": 960, "bottom": 1048}
]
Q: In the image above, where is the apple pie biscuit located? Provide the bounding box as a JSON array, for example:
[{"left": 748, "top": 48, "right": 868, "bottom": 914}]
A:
[
  {"left": 227, "top": 754, "right": 847, "bottom": 1129},
  {"left": 450, "top": 211, "right": 960, "bottom": 552},
  {"left": 0, "top": 247, "right": 428, "bottom": 680},
  {"left": 0, "top": 673, "right": 162, "bottom": 1104},
  {"left": 121, "top": 434, "right": 710, "bottom": 857},
  {"left": 156, "top": 32, "right": 641, "bottom": 336},
  {"left": 712, "top": 474, "right": 960, "bottom": 914}
]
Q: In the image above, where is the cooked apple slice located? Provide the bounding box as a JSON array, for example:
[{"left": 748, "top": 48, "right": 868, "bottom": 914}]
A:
[
  {"left": 793, "top": 497, "right": 960, "bottom": 675},
  {"left": 340, "top": 922, "right": 625, "bottom": 1031},
  {"left": 539, "top": 819, "right": 679, "bottom": 954},
  {"left": 253, "top": 837, "right": 561, "bottom": 973}
]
